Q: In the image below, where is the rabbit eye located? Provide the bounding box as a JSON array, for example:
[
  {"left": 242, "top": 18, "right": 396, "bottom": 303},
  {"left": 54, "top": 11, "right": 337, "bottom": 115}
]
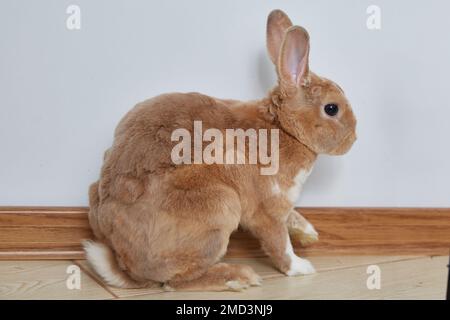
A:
[{"left": 324, "top": 103, "right": 339, "bottom": 117}]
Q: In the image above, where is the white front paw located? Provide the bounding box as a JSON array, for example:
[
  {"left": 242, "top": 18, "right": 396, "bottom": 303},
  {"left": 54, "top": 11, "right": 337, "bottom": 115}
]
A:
[{"left": 286, "top": 257, "right": 316, "bottom": 276}]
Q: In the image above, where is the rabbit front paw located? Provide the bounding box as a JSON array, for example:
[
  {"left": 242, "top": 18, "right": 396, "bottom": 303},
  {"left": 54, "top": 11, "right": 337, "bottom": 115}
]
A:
[
  {"left": 285, "top": 257, "right": 316, "bottom": 276},
  {"left": 289, "top": 223, "right": 319, "bottom": 246}
]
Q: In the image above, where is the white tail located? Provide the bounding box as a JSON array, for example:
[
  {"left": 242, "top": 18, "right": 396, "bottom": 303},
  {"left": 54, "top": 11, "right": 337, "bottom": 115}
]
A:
[{"left": 82, "top": 240, "right": 142, "bottom": 288}]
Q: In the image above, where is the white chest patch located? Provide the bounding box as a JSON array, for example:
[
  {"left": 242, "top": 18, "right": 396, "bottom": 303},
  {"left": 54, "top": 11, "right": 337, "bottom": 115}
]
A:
[
  {"left": 271, "top": 182, "right": 281, "bottom": 195},
  {"left": 286, "top": 168, "right": 313, "bottom": 203}
]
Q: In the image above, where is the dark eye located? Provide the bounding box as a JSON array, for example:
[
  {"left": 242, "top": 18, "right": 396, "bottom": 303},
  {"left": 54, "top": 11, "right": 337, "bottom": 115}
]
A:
[{"left": 324, "top": 103, "right": 339, "bottom": 117}]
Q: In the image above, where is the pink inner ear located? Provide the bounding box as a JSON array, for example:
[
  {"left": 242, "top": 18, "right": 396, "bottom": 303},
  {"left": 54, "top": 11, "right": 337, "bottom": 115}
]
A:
[{"left": 286, "top": 40, "right": 306, "bottom": 83}]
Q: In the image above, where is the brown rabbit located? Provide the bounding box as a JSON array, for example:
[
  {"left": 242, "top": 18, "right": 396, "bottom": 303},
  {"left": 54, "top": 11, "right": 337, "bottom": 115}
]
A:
[{"left": 84, "top": 9, "right": 357, "bottom": 291}]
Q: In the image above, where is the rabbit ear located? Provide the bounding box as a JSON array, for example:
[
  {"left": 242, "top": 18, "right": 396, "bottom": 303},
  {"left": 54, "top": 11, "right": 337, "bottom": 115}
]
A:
[
  {"left": 277, "top": 26, "right": 310, "bottom": 87},
  {"left": 266, "top": 9, "right": 293, "bottom": 64}
]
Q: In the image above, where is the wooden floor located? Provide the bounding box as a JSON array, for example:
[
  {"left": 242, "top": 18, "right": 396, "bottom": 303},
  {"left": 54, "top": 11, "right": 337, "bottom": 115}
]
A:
[{"left": 0, "top": 255, "right": 447, "bottom": 299}]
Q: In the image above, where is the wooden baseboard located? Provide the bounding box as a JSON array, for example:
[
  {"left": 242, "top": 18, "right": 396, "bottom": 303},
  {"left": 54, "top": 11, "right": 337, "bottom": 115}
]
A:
[{"left": 0, "top": 207, "right": 449, "bottom": 260}]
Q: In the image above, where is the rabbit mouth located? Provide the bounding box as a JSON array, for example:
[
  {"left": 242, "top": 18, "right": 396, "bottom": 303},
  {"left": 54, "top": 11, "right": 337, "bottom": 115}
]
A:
[{"left": 329, "top": 131, "right": 357, "bottom": 155}]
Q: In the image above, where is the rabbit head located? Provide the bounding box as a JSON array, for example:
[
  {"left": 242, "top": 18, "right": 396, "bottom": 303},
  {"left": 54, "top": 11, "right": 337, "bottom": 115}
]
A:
[{"left": 267, "top": 10, "right": 357, "bottom": 155}]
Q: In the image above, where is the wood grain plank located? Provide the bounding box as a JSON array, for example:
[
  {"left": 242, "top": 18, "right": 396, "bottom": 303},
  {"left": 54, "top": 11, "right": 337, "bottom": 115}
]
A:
[
  {"left": 0, "top": 249, "right": 86, "bottom": 260},
  {"left": 0, "top": 210, "right": 89, "bottom": 228},
  {"left": 0, "top": 227, "right": 92, "bottom": 243},
  {"left": 1, "top": 207, "right": 449, "bottom": 259},
  {"left": 0, "top": 207, "right": 92, "bottom": 259},
  {"left": 0, "top": 260, "right": 115, "bottom": 299},
  {"left": 77, "top": 255, "right": 421, "bottom": 298},
  {"left": 120, "top": 256, "right": 448, "bottom": 300}
]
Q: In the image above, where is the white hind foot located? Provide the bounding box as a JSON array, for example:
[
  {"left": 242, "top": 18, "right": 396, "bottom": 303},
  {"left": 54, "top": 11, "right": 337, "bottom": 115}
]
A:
[{"left": 225, "top": 280, "right": 250, "bottom": 292}]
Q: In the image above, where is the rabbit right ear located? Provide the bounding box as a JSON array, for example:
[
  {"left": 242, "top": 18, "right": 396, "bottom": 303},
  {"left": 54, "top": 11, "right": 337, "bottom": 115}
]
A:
[
  {"left": 266, "top": 9, "right": 293, "bottom": 64},
  {"left": 277, "top": 26, "right": 310, "bottom": 87}
]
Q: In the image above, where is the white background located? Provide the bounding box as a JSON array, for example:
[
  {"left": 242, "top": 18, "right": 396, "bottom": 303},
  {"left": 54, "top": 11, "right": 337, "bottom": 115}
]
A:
[{"left": 1, "top": 0, "right": 449, "bottom": 207}]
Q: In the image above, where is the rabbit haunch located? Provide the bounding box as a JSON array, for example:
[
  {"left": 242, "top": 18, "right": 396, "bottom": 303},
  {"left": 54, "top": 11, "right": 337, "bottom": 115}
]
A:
[{"left": 171, "top": 120, "right": 279, "bottom": 175}]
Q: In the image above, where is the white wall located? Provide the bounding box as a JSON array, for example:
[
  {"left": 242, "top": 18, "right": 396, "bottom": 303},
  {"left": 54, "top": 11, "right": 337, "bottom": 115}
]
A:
[{"left": 1, "top": 0, "right": 449, "bottom": 207}]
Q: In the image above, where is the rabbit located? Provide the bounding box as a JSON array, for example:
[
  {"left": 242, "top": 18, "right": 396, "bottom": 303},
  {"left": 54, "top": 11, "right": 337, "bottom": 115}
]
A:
[{"left": 84, "top": 9, "right": 357, "bottom": 291}]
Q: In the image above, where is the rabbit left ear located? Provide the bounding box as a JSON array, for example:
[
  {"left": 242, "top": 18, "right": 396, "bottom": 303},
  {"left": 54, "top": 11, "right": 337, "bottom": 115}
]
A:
[{"left": 266, "top": 9, "right": 293, "bottom": 64}]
